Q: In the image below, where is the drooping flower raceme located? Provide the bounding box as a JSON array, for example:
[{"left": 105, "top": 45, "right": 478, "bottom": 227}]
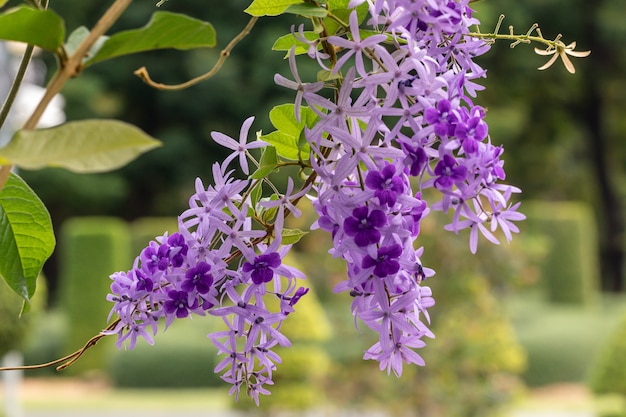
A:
[{"left": 106, "top": 0, "right": 525, "bottom": 403}]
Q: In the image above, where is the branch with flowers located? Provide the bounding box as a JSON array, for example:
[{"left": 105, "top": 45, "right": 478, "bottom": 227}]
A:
[{"left": 0, "top": 0, "right": 590, "bottom": 405}]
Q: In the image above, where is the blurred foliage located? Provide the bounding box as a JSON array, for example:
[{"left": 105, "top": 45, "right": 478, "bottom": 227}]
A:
[
  {"left": 510, "top": 295, "right": 626, "bottom": 387},
  {"left": 57, "top": 217, "right": 131, "bottom": 372},
  {"left": 0, "top": 274, "right": 46, "bottom": 358},
  {"left": 21, "top": 308, "right": 68, "bottom": 377},
  {"left": 523, "top": 200, "right": 600, "bottom": 305},
  {"left": 474, "top": 0, "right": 624, "bottom": 199},
  {"left": 473, "top": 0, "right": 626, "bottom": 289},
  {"left": 589, "top": 308, "right": 626, "bottom": 396},
  {"left": 129, "top": 216, "right": 179, "bottom": 256},
  {"left": 107, "top": 318, "right": 223, "bottom": 388}
]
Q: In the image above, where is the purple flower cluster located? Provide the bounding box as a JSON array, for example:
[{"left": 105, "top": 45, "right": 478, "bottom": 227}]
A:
[
  {"left": 273, "top": 0, "right": 524, "bottom": 375},
  {"left": 107, "top": 163, "right": 307, "bottom": 404},
  {"left": 106, "top": 0, "right": 526, "bottom": 403}
]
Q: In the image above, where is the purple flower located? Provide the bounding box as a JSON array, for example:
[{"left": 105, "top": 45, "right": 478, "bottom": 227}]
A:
[
  {"left": 134, "top": 268, "right": 154, "bottom": 292},
  {"left": 455, "top": 111, "right": 488, "bottom": 154},
  {"left": 141, "top": 241, "right": 170, "bottom": 272},
  {"left": 274, "top": 46, "right": 324, "bottom": 122},
  {"left": 288, "top": 287, "right": 309, "bottom": 308},
  {"left": 343, "top": 206, "right": 386, "bottom": 247},
  {"left": 242, "top": 252, "right": 282, "bottom": 285},
  {"left": 402, "top": 142, "right": 428, "bottom": 177},
  {"left": 181, "top": 261, "right": 214, "bottom": 294},
  {"left": 210, "top": 117, "right": 268, "bottom": 175},
  {"left": 433, "top": 154, "right": 468, "bottom": 189},
  {"left": 164, "top": 290, "right": 198, "bottom": 319},
  {"left": 328, "top": 10, "right": 388, "bottom": 76},
  {"left": 167, "top": 233, "right": 188, "bottom": 267},
  {"left": 424, "top": 100, "right": 458, "bottom": 137},
  {"left": 362, "top": 244, "right": 403, "bottom": 278},
  {"left": 365, "top": 164, "right": 405, "bottom": 207}
]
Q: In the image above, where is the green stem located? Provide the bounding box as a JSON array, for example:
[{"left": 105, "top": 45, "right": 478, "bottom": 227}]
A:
[
  {"left": 468, "top": 31, "right": 555, "bottom": 48},
  {"left": 0, "top": 45, "right": 34, "bottom": 131}
]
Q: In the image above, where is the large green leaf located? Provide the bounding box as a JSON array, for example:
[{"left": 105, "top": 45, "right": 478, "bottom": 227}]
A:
[
  {"left": 0, "top": 173, "right": 55, "bottom": 311},
  {"left": 245, "top": 0, "right": 304, "bottom": 16},
  {"left": 0, "top": 6, "right": 65, "bottom": 51},
  {"left": 84, "top": 11, "right": 216, "bottom": 67},
  {"left": 0, "top": 120, "right": 161, "bottom": 173}
]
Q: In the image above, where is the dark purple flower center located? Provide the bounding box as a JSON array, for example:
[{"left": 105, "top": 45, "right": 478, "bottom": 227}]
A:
[
  {"left": 242, "top": 252, "right": 281, "bottom": 285},
  {"left": 343, "top": 206, "right": 386, "bottom": 247}
]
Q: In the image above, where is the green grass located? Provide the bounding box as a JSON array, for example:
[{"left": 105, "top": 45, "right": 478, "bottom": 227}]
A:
[{"left": 505, "top": 291, "right": 626, "bottom": 387}]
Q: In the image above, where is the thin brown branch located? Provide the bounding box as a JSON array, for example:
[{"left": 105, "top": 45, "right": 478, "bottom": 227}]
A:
[
  {"left": 0, "top": 319, "right": 120, "bottom": 372},
  {"left": 134, "top": 16, "right": 259, "bottom": 91}
]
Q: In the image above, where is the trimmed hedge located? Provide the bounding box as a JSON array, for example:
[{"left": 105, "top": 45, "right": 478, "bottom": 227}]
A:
[
  {"left": 57, "top": 217, "right": 131, "bottom": 372},
  {"left": 589, "top": 308, "right": 626, "bottom": 396},
  {"left": 522, "top": 200, "right": 600, "bottom": 305},
  {"left": 508, "top": 295, "right": 626, "bottom": 387}
]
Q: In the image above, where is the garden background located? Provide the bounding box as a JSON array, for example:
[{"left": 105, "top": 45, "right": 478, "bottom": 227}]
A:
[{"left": 1, "top": 0, "right": 626, "bottom": 416}]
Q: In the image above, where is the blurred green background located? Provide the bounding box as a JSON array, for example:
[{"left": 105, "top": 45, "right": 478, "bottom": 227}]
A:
[{"left": 1, "top": 0, "right": 626, "bottom": 416}]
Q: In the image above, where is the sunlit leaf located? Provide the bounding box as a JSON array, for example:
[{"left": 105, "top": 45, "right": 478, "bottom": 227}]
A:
[
  {"left": 250, "top": 146, "right": 279, "bottom": 179},
  {"left": 84, "top": 11, "right": 216, "bottom": 67},
  {"left": 285, "top": 3, "right": 328, "bottom": 18},
  {"left": 261, "top": 104, "right": 317, "bottom": 161},
  {"left": 0, "top": 6, "right": 65, "bottom": 51},
  {"left": 272, "top": 31, "right": 318, "bottom": 56},
  {"left": 0, "top": 120, "right": 161, "bottom": 173},
  {"left": 0, "top": 173, "right": 54, "bottom": 312},
  {"left": 282, "top": 228, "right": 308, "bottom": 245},
  {"left": 245, "top": 0, "right": 303, "bottom": 16}
]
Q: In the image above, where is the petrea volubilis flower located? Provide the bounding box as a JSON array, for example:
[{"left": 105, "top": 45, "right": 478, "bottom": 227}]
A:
[{"left": 107, "top": 0, "right": 527, "bottom": 403}]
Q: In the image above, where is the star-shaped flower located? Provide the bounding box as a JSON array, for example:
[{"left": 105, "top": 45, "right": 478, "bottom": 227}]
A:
[
  {"left": 535, "top": 41, "right": 590, "bottom": 74},
  {"left": 210, "top": 116, "right": 268, "bottom": 175}
]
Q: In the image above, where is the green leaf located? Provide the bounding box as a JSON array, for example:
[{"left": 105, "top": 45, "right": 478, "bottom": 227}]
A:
[
  {"left": 0, "top": 173, "right": 55, "bottom": 311},
  {"left": 272, "top": 31, "right": 318, "bottom": 56},
  {"left": 250, "top": 146, "right": 279, "bottom": 179},
  {"left": 84, "top": 11, "right": 216, "bottom": 67},
  {"left": 260, "top": 131, "right": 301, "bottom": 161},
  {"left": 65, "top": 26, "right": 108, "bottom": 61},
  {"left": 270, "top": 104, "right": 317, "bottom": 138},
  {"left": 285, "top": 3, "right": 328, "bottom": 18},
  {"left": 0, "top": 6, "right": 65, "bottom": 51},
  {"left": 0, "top": 0, "right": 9, "bottom": 8},
  {"left": 245, "top": 0, "right": 303, "bottom": 16},
  {"left": 323, "top": 1, "right": 368, "bottom": 36},
  {"left": 281, "top": 228, "right": 308, "bottom": 245},
  {"left": 261, "top": 104, "right": 317, "bottom": 161},
  {"left": 0, "top": 120, "right": 161, "bottom": 173},
  {"left": 249, "top": 181, "right": 263, "bottom": 208}
]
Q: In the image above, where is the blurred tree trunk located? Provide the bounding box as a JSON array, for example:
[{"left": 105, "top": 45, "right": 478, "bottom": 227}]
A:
[{"left": 577, "top": 0, "right": 624, "bottom": 291}]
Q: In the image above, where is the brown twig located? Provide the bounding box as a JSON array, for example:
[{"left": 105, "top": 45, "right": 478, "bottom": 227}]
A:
[
  {"left": 0, "top": 319, "right": 120, "bottom": 372},
  {"left": 134, "top": 16, "right": 258, "bottom": 91}
]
